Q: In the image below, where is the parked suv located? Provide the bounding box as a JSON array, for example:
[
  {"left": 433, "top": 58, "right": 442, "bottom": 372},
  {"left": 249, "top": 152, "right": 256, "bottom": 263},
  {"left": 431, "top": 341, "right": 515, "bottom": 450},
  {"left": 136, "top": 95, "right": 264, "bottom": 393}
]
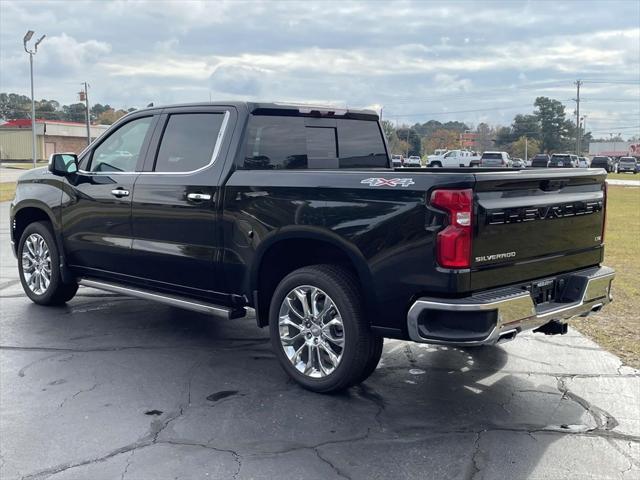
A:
[
  {"left": 530, "top": 154, "right": 550, "bottom": 168},
  {"left": 10, "top": 101, "right": 615, "bottom": 393},
  {"left": 590, "top": 156, "right": 614, "bottom": 172},
  {"left": 549, "top": 153, "right": 576, "bottom": 168},
  {"left": 617, "top": 156, "right": 638, "bottom": 174},
  {"left": 480, "top": 151, "right": 512, "bottom": 167}
]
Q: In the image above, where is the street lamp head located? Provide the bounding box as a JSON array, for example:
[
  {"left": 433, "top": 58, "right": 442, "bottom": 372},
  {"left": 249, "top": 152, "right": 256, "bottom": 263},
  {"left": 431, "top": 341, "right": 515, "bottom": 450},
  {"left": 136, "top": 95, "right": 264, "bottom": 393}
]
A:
[{"left": 23, "top": 30, "right": 34, "bottom": 44}]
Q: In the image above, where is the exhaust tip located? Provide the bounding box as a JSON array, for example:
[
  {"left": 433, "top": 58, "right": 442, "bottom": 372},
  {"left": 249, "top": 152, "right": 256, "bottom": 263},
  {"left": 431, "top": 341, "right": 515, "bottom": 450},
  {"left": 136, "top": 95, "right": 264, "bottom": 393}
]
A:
[
  {"left": 591, "top": 303, "right": 604, "bottom": 313},
  {"left": 497, "top": 329, "right": 518, "bottom": 344}
]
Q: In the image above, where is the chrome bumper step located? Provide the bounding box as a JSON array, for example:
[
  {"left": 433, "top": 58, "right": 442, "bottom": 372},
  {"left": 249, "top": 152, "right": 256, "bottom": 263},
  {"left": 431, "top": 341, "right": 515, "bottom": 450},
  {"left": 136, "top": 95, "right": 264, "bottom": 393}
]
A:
[{"left": 407, "top": 266, "right": 615, "bottom": 346}]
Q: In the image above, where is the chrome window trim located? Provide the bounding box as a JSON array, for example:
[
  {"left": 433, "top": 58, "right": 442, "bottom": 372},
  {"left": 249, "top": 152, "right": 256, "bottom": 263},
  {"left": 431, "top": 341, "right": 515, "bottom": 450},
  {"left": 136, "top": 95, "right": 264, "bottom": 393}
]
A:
[{"left": 77, "top": 110, "right": 230, "bottom": 176}]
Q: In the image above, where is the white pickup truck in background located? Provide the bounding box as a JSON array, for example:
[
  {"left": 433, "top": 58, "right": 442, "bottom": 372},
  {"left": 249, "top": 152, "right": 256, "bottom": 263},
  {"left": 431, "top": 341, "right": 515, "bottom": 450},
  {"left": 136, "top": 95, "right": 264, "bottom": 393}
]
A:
[{"left": 426, "top": 149, "right": 481, "bottom": 168}]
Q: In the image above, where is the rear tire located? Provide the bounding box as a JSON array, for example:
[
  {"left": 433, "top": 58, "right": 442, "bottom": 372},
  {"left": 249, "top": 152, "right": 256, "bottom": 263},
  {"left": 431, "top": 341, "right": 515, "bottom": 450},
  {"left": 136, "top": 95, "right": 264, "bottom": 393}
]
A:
[
  {"left": 18, "top": 222, "right": 78, "bottom": 306},
  {"left": 269, "top": 264, "right": 381, "bottom": 393}
]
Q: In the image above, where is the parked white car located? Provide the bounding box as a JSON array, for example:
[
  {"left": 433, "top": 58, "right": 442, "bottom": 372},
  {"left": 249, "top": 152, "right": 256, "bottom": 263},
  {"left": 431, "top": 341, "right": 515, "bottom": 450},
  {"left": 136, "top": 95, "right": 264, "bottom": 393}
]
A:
[
  {"left": 427, "top": 149, "right": 481, "bottom": 168},
  {"left": 404, "top": 155, "right": 422, "bottom": 167},
  {"left": 391, "top": 154, "right": 404, "bottom": 167}
]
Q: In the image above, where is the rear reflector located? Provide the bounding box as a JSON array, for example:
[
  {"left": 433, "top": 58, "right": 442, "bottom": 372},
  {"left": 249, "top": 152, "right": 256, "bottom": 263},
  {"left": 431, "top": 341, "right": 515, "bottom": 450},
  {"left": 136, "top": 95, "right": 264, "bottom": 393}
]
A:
[{"left": 430, "top": 189, "right": 473, "bottom": 268}]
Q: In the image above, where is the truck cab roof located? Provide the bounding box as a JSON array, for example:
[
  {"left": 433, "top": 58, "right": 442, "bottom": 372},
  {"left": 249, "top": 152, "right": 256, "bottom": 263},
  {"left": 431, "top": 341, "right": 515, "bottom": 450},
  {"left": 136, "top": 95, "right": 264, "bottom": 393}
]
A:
[{"left": 130, "top": 101, "right": 379, "bottom": 120}]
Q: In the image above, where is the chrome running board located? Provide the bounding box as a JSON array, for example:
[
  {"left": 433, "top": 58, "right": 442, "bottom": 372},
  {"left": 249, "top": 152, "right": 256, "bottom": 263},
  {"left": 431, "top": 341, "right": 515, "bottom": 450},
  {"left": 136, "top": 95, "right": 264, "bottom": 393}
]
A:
[{"left": 78, "top": 279, "right": 245, "bottom": 319}]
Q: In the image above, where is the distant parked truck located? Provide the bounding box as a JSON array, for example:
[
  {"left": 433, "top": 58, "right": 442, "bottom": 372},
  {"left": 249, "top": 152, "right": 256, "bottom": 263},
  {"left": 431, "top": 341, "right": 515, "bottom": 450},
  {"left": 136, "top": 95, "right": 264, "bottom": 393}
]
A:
[{"left": 427, "top": 149, "right": 481, "bottom": 168}]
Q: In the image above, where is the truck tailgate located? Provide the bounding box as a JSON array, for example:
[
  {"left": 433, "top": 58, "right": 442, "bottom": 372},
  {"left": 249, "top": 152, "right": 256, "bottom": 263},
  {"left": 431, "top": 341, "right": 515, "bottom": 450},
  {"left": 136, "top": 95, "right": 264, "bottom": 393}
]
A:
[{"left": 471, "top": 169, "right": 606, "bottom": 290}]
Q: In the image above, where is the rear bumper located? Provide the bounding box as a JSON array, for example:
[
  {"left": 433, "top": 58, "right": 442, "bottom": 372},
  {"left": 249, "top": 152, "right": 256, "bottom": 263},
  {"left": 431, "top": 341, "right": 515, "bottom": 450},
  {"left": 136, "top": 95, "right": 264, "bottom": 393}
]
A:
[{"left": 407, "top": 266, "right": 615, "bottom": 346}]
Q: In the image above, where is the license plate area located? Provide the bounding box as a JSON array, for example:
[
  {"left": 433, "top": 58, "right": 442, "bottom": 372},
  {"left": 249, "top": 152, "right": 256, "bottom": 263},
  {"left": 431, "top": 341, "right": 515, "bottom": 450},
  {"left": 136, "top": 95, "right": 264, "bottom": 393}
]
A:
[{"left": 525, "top": 278, "right": 568, "bottom": 306}]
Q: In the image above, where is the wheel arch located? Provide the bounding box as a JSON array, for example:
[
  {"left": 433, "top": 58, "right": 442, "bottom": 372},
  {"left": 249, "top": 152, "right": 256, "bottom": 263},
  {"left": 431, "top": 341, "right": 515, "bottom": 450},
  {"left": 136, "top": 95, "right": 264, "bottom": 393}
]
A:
[
  {"left": 11, "top": 202, "right": 57, "bottom": 247},
  {"left": 250, "top": 227, "right": 375, "bottom": 328},
  {"left": 11, "top": 202, "right": 74, "bottom": 284}
]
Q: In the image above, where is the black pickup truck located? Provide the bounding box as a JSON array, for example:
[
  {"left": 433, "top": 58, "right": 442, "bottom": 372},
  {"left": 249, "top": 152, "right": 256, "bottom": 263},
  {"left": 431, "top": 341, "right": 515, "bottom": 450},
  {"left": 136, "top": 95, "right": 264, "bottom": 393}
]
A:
[{"left": 10, "top": 102, "right": 615, "bottom": 392}]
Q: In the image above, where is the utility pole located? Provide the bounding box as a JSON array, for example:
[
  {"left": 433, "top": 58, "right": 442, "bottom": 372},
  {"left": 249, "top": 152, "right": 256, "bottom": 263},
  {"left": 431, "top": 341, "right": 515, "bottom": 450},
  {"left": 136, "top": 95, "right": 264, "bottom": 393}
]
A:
[
  {"left": 406, "top": 127, "right": 410, "bottom": 158},
  {"left": 23, "top": 30, "right": 45, "bottom": 167},
  {"left": 574, "top": 80, "right": 582, "bottom": 155},
  {"left": 525, "top": 135, "right": 528, "bottom": 163},
  {"left": 80, "top": 82, "right": 91, "bottom": 145}
]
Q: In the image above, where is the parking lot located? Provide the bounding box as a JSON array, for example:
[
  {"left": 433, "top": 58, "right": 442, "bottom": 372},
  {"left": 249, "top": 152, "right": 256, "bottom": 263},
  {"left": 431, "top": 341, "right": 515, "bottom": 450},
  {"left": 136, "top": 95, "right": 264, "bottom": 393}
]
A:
[{"left": 1, "top": 200, "right": 638, "bottom": 480}]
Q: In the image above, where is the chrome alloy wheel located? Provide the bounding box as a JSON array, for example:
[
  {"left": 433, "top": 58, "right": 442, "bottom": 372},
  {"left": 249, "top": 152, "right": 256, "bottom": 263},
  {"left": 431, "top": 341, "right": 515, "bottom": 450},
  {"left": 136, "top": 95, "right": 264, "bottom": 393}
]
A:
[
  {"left": 278, "top": 285, "right": 345, "bottom": 378},
  {"left": 21, "top": 233, "right": 52, "bottom": 295}
]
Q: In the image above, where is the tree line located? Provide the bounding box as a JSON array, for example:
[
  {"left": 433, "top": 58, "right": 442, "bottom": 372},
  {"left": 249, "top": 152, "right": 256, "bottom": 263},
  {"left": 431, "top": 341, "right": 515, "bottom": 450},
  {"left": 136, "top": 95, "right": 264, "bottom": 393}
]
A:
[
  {"left": 384, "top": 96, "right": 596, "bottom": 158},
  {"left": 0, "top": 93, "right": 136, "bottom": 125},
  {"left": 0, "top": 92, "right": 624, "bottom": 157}
]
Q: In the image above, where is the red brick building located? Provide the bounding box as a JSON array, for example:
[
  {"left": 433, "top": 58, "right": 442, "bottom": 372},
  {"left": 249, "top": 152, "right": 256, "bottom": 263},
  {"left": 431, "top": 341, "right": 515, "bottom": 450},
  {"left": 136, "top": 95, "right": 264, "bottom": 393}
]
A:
[{"left": 0, "top": 119, "right": 109, "bottom": 161}]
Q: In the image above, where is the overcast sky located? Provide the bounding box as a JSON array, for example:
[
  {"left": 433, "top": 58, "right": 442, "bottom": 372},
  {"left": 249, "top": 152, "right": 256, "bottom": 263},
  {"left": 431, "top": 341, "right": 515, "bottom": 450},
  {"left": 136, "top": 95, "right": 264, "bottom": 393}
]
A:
[{"left": 1, "top": 0, "right": 638, "bottom": 138}]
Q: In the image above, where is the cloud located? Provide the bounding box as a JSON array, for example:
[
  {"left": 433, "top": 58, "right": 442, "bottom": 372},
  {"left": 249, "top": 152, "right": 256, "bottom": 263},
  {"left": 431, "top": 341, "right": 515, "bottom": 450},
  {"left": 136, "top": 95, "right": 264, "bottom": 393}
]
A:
[
  {"left": 0, "top": 0, "right": 638, "bottom": 137},
  {"left": 209, "top": 64, "right": 264, "bottom": 96},
  {"left": 40, "top": 33, "right": 111, "bottom": 72}
]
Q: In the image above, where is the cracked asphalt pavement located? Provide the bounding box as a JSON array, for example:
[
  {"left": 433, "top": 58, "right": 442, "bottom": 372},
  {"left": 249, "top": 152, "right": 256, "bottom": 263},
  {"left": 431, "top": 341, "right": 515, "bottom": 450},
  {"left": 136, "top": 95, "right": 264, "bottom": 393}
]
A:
[{"left": 1, "top": 201, "right": 639, "bottom": 480}]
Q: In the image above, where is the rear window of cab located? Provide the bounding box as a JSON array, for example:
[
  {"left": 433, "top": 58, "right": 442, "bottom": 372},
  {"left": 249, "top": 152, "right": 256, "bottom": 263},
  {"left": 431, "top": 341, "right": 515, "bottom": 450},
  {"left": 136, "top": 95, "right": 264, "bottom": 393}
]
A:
[{"left": 240, "top": 115, "right": 388, "bottom": 169}]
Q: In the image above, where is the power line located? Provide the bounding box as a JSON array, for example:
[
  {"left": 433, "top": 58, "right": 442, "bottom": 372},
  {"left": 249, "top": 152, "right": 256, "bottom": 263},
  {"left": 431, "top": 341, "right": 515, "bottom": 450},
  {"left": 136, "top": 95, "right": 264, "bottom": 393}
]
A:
[
  {"left": 581, "top": 98, "right": 640, "bottom": 103},
  {"left": 588, "top": 125, "right": 640, "bottom": 132},
  {"left": 581, "top": 80, "right": 640, "bottom": 85},
  {"left": 380, "top": 80, "right": 572, "bottom": 106},
  {"left": 385, "top": 103, "right": 537, "bottom": 118}
]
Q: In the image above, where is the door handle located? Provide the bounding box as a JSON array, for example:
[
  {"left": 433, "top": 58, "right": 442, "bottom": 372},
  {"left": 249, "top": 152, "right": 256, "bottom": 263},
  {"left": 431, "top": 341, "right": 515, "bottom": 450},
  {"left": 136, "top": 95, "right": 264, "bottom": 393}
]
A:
[
  {"left": 187, "top": 192, "right": 212, "bottom": 202},
  {"left": 111, "top": 188, "right": 130, "bottom": 197}
]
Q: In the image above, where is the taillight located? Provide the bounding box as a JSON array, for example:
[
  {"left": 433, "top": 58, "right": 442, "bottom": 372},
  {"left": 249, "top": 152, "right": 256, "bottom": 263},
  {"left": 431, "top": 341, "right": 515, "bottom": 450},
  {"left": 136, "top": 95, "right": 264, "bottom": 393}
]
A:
[
  {"left": 430, "top": 188, "right": 473, "bottom": 268},
  {"left": 602, "top": 181, "right": 607, "bottom": 244}
]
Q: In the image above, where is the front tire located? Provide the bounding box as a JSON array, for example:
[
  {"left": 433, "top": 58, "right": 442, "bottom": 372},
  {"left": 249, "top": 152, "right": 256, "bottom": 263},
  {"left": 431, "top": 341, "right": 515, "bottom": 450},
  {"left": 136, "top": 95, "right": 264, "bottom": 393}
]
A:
[
  {"left": 18, "top": 222, "right": 78, "bottom": 305},
  {"left": 269, "top": 264, "right": 381, "bottom": 393}
]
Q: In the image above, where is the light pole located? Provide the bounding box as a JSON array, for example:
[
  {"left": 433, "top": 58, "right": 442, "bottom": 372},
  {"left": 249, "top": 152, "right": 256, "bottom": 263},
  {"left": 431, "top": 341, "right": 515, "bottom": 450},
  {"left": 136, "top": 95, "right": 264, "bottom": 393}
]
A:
[
  {"left": 23, "top": 30, "right": 45, "bottom": 168},
  {"left": 522, "top": 131, "right": 539, "bottom": 164}
]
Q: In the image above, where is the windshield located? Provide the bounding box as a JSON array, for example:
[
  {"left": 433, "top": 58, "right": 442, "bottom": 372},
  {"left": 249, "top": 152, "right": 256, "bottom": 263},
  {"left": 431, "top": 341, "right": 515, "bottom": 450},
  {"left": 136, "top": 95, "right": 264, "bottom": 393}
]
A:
[{"left": 482, "top": 153, "right": 502, "bottom": 159}]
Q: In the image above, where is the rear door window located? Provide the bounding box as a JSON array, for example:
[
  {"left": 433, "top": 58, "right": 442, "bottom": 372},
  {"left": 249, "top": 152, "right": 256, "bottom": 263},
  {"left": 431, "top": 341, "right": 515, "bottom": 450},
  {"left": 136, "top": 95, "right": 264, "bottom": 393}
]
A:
[
  {"left": 154, "top": 113, "right": 225, "bottom": 172},
  {"left": 243, "top": 116, "right": 307, "bottom": 169}
]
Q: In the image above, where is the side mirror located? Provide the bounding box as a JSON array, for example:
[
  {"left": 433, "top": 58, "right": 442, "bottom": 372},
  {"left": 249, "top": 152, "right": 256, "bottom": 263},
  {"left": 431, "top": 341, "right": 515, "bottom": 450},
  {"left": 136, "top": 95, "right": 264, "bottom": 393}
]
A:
[{"left": 49, "top": 153, "right": 78, "bottom": 176}]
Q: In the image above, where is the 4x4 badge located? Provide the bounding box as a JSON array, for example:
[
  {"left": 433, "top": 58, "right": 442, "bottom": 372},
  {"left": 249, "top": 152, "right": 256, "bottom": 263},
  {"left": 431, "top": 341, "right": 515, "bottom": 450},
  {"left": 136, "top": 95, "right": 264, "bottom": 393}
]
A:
[{"left": 361, "top": 178, "right": 415, "bottom": 187}]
